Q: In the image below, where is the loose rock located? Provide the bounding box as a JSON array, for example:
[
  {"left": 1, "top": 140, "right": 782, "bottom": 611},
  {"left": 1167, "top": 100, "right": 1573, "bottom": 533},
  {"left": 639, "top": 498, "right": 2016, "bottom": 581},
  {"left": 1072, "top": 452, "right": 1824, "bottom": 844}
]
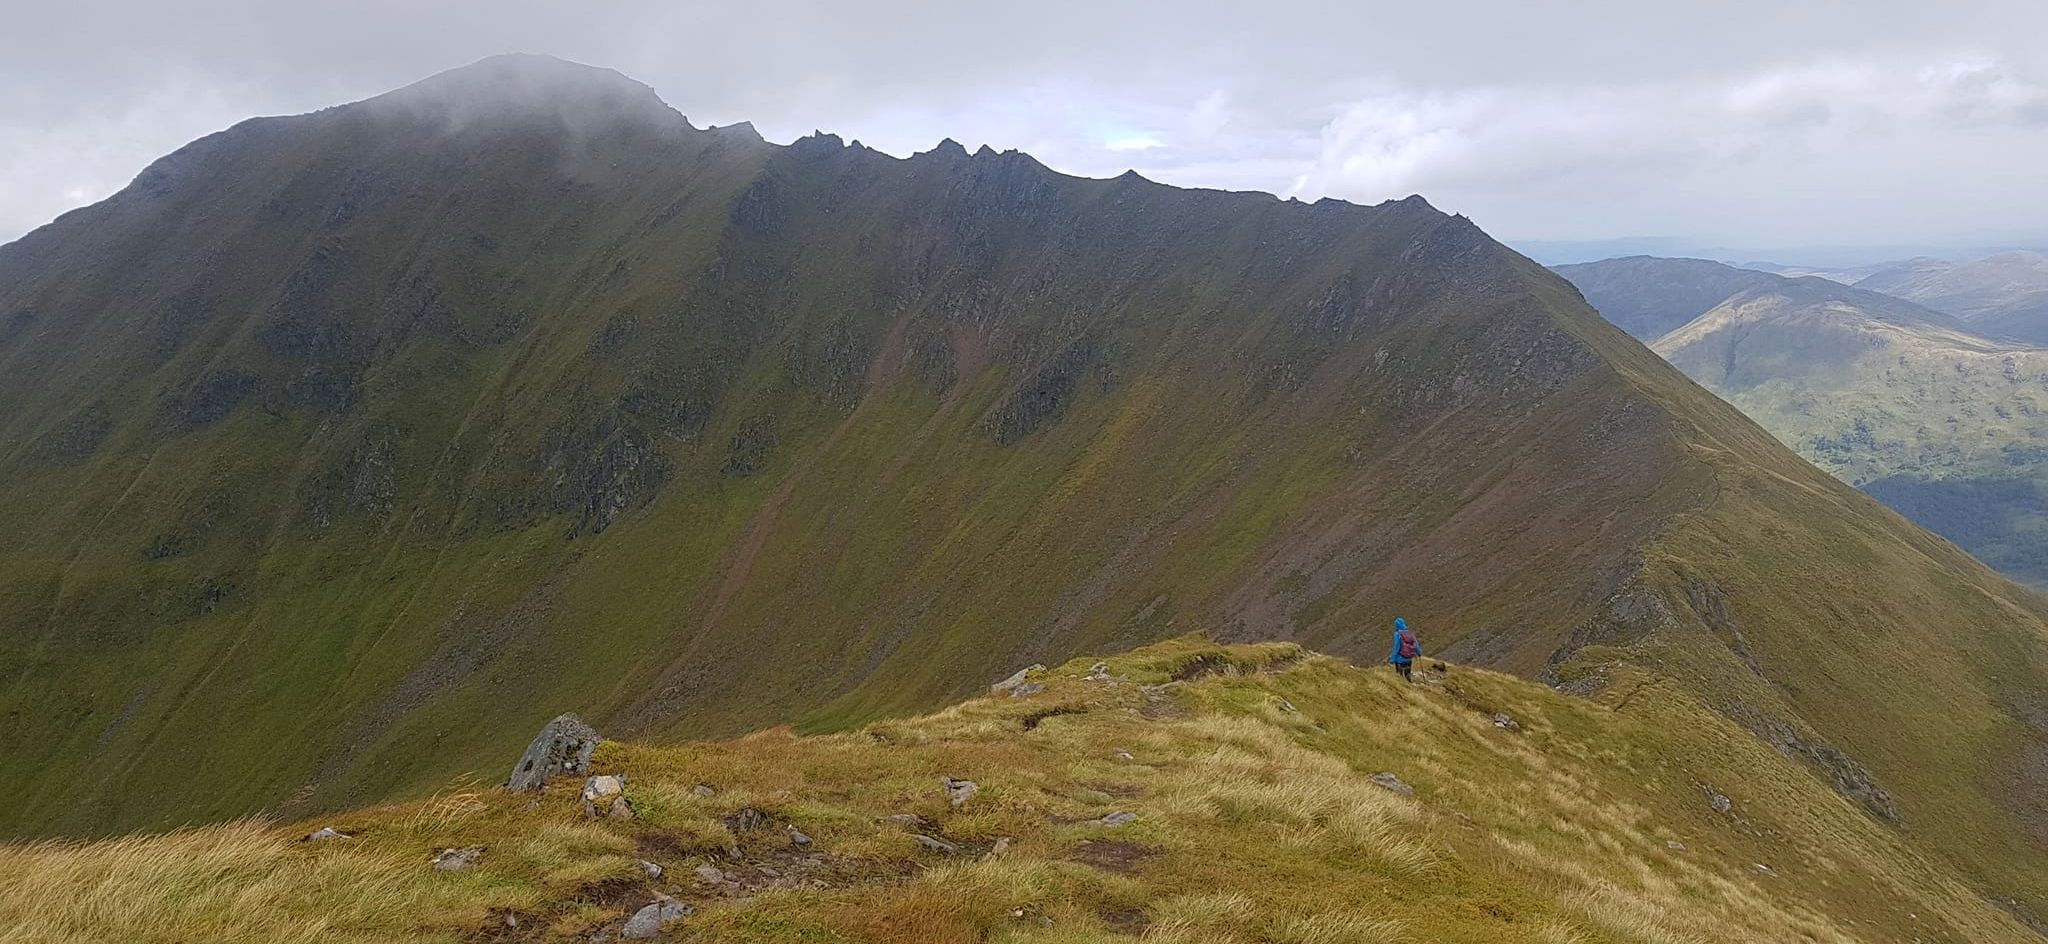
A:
[
  {"left": 788, "top": 827, "right": 813, "bottom": 847},
  {"left": 695, "top": 864, "right": 726, "bottom": 885},
  {"left": 723, "top": 807, "right": 769, "bottom": 833},
  {"left": 691, "top": 783, "right": 716, "bottom": 798},
  {"left": 640, "top": 859, "right": 664, "bottom": 879},
  {"left": 621, "top": 897, "right": 691, "bottom": 938},
  {"left": 987, "top": 837, "right": 1013, "bottom": 858},
  {"left": 1114, "top": 749, "right": 1135, "bottom": 763},
  {"left": 304, "top": 827, "right": 348, "bottom": 842},
  {"left": 608, "top": 795, "right": 637, "bottom": 821},
  {"left": 914, "top": 834, "right": 961, "bottom": 854},
  {"left": 1492, "top": 713, "right": 1520, "bottom": 732},
  {"left": 581, "top": 774, "right": 628, "bottom": 818},
  {"left": 943, "top": 776, "right": 980, "bottom": 807},
  {"left": 506, "top": 713, "right": 600, "bottom": 792},
  {"left": 1089, "top": 661, "right": 1111, "bottom": 680},
  {"left": 1708, "top": 790, "right": 1733, "bottom": 814},
  {"left": 431, "top": 847, "right": 484, "bottom": 872},
  {"left": 1370, "top": 772, "right": 1415, "bottom": 796},
  {"left": 1089, "top": 811, "right": 1137, "bottom": 827}
]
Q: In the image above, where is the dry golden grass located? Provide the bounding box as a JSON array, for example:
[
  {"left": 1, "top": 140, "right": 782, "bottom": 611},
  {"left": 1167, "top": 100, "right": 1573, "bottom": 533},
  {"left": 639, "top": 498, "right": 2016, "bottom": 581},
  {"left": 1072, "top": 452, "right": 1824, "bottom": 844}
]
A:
[{"left": 0, "top": 638, "right": 2034, "bottom": 943}]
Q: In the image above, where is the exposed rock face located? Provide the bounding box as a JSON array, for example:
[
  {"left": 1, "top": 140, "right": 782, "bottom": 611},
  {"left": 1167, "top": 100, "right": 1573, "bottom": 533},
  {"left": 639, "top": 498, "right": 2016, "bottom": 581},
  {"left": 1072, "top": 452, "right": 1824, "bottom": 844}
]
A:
[{"left": 506, "top": 713, "right": 600, "bottom": 791}]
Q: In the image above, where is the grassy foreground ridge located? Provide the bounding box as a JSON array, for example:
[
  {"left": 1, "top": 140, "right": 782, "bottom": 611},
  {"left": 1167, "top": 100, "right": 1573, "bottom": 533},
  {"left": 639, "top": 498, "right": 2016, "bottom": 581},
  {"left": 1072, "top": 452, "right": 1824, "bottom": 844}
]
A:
[{"left": 0, "top": 639, "right": 2030, "bottom": 943}]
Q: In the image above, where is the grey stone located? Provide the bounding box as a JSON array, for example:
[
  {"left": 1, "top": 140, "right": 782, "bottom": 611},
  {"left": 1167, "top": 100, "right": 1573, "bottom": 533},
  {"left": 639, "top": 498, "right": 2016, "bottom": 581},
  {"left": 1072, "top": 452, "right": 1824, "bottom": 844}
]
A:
[
  {"left": 691, "top": 783, "right": 716, "bottom": 798},
  {"left": 581, "top": 774, "right": 628, "bottom": 818},
  {"left": 505, "top": 713, "right": 600, "bottom": 792},
  {"left": 1009, "top": 682, "right": 1046, "bottom": 698},
  {"left": 431, "top": 846, "right": 484, "bottom": 872},
  {"left": 1666, "top": 841, "right": 1687, "bottom": 852},
  {"left": 943, "top": 776, "right": 980, "bottom": 807},
  {"left": 1089, "top": 811, "right": 1137, "bottom": 827},
  {"left": 1708, "top": 790, "right": 1733, "bottom": 814},
  {"left": 607, "top": 795, "right": 636, "bottom": 821},
  {"left": 1492, "top": 713, "right": 1520, "bottom": 731},
  {"left": 723, "top": 807, "right": 769, "bottom": 832},
  {"left": 621, "top": 897, "right": 691, "bottom": 938},
  {"left": 304, "top": 827, "right": 348, "bottom": 842},
  {"left": 1370, "top": 772, "right": 1414, "bottom": 796},
  {"left": 582, "top": 774, "right": 627, "bottom": 803},
  {"left": 1089, "top": 661, "right": 1111, "bottom": 680},
  {"left": 695, "top": 864, "right": 726, "bottom": 885},
  {"left": 878, "top": 813, "right": 926, "bottom": 828},
  {"left": 1114, "top": 749, "right": 1135, "bottom": 763},
  {"left": 639, "top": 859, "right": 664, "bottom": 879},
  {"left": 788, "top": 827, "right": 813, "bottom": 847},
  {"left": 913, "top": 833, "right": 961, "bottom": 854},
  {"left": 991, "top": 665, "right": 1044, "bottom": 694}
]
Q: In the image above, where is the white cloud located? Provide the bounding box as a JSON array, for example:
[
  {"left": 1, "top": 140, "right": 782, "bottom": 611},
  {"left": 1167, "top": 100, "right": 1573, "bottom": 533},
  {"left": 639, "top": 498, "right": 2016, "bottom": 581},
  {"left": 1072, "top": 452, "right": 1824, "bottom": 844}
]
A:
[{"left": 1283, "top": 54, "right": 2048, "bottom": 243}]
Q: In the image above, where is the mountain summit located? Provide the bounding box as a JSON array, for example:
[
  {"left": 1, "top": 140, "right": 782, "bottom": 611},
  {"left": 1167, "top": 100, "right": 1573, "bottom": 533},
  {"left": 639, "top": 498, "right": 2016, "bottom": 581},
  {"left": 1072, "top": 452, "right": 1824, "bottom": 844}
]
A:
[{"left": 0, "top": 59, "right": 2042, "bottom": 917}]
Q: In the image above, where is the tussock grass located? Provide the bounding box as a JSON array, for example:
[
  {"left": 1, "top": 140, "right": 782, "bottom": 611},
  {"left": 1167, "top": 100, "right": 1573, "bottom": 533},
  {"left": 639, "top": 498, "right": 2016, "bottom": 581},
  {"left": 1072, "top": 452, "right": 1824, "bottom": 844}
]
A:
[{"left": 0, "top": 638, "right": 2035, "bottom": 942}]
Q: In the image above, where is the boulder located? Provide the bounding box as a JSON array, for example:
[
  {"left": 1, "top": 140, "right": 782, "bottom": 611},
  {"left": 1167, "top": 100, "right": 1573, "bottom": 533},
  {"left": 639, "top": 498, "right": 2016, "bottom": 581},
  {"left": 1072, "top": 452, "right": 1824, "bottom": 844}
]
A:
[
  {"left": 1708, "top": 790, "right": 1733, "bottom": 814},
  {"left": 991, "top": 665, "right": 1044, "bottom": 694},
  {"left": 621, "top": 897, "right": 692, "bottom": 938},
  {"left": 505, "top": 713, "right": 600, "bottom": 791},
  {"left": 1492, "top": 713, "right": 1521, "bottom": 732},
  {"left": 943, "top": 776, "right": 979, "bottom": 807},
  {"left": 1009, "top": 682, "right": 1046, "bottom": 698},
  {"left": 431, "top": 846, "right": 484, "bottom": 872},
  {"left": 1370, "top": 772, "right": 1414, "bottom": 796}
]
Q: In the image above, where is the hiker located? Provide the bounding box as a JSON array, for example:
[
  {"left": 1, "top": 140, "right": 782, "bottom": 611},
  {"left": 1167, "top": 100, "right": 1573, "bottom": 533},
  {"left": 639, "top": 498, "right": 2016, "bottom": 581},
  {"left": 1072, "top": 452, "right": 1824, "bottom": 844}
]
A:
[{"left": 1389, "top": 617, "right": 1421, "bottom": 681}]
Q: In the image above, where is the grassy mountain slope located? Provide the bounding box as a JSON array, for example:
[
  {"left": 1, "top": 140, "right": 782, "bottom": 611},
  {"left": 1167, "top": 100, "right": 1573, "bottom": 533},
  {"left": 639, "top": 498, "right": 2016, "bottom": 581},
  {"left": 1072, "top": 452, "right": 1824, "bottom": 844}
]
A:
[
  {"left": 1648, "top": 279, "right": 2048, "bottom": 586},
  {"left": 1550, "top": 256, "right": 1779, "bottom": 340},
  {"left": 0, "top": 639, "right": 2036, "bottom": 944},
  {"left": 0, "top": 56, "right": 2044, "bottom": 917}
]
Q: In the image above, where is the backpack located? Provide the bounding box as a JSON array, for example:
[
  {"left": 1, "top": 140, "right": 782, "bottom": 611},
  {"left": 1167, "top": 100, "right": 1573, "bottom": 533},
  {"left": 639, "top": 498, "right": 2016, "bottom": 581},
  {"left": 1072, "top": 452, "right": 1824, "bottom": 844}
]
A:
[{"left": 1397, "top": 629, "right": 1419, "bottom": 660}]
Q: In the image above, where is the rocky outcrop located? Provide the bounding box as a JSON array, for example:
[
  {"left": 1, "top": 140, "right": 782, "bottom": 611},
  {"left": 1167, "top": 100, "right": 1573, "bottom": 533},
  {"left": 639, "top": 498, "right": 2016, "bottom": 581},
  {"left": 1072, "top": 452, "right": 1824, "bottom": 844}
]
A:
[{"left": 506, "top": 713, "right": 600, "bottom": 791}]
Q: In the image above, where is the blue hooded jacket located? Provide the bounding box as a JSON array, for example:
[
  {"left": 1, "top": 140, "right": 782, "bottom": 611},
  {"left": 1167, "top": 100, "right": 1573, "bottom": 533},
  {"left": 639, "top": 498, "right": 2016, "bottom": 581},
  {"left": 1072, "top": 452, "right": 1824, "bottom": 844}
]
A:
[{"left": 1389, "top": 617, "right": 1419, "bottom": 665}]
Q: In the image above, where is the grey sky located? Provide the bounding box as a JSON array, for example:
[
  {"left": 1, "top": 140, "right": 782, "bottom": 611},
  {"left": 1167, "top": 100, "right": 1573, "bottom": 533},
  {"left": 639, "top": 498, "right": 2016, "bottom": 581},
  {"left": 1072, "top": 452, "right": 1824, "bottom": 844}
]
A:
[{"left": 4, "top": 0, "right": 2045, "bottom": 254}]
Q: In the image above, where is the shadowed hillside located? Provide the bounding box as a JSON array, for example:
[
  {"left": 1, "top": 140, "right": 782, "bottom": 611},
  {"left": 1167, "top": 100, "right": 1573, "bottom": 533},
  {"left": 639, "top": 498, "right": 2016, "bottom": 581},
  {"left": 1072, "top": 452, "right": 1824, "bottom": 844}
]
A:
[{"left": 1, "top": 55, "right": 2044, "bottom": 918}]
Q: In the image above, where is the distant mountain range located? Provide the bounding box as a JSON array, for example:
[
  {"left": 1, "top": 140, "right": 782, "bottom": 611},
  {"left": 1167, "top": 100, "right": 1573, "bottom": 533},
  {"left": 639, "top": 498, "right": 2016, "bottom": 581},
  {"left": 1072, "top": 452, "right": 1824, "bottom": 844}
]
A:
[{"left": 1558, "top": 255, "right": 2048, "bottom": 586}]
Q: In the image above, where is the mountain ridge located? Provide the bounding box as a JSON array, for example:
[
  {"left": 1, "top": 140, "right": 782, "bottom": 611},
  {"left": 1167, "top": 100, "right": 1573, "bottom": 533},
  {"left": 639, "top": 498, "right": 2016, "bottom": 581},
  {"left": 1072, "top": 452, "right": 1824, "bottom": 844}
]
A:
[{"left": 1, "top": 55, "right": 2044, "bottom": 918}]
